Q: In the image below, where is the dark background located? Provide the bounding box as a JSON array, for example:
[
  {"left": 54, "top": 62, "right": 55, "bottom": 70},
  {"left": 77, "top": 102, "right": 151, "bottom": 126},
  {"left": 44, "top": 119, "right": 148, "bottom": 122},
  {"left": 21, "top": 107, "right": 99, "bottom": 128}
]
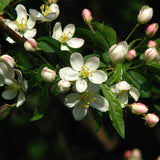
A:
[{"left": 0, "top": 0, "right": 160, "bottom": 159}]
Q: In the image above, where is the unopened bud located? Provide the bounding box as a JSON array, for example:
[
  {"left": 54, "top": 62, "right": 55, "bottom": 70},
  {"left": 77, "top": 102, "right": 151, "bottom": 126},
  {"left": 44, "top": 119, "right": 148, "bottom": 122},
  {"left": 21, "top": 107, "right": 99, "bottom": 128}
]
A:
[
  {"left": 148, "top": 40, "right": 157, "bottom": 48},
  {"left": 0, "top": 104, "right": 11, "bottom": 120},
  {"left": 126, "top": 49, "right": 137, "bottom": 61},
  {"left": 144, "top": 48, "right": 159, "bottom": 62},
  {"left": 137, "top": 6, "right": 153, "bottom": 24},
  {"left": 82, "top": 9, "right": 93, "bottom": 24},
  {"left": 58, "top": 79, "right": 71, "bottom": 92},
  {"left": 131, "top": 103, "right": 148, "bottom": 115},
  {"left": 24, "top": 38, "right": 37, "bottom": 52},
  {"left": 145, "top": 23, "right": 159, "bottom": 37},
  {"left": 109, "top": 41, "right": 128, "bottom": 64},
  {"left": 124, "top": 150, "right": 132, "bottom": 159},
  {"left": 156, "top": 156, "right": 160, "bottom": 160},
  {"left": 145, "top": 113, "right": 159, "bottom": 127},
  {"left": 48, "top": 0, "right": 58, "bottom": 4},
  {"left": 0, "top": 54, "right": 15, "bottom": 67},
  {"left": 131, "top": 148, "right": 142, "bottom": 159},
  {"left": 41, "top": 67, "right": 56, "bottom": 82}
]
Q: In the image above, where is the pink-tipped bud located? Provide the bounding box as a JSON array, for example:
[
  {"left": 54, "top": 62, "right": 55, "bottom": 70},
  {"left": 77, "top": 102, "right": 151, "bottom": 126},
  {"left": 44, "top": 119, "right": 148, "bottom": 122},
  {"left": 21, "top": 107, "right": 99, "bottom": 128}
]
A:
[
  {"left": 145, "top": 23, "right": 159, "bottom": 37},
  {"left": 148, "top": 40, "right": 157, "bottom": 48},
  {"left": 131, "top": 103, "right": 148, "bottom": 115},
  {"left": 41, "top": 67, "right": 56, "bottom": 82},
  {"left": 0, "top": 54, "right": 15, "bottom": 68},
  {"left": 58, "top": 79, "right": 71, "bottom": 92},
  {"left": 48, "top": 0, "right": 58, "bottom": 4},
  {"left": 144, "top": 48, "right": 159, "bottom": 62},
  {"left": 131, "top": 148, "right": 142, "bottom": 159},
  {"left": 82, "top": 9, "right": 93, "bottom": 24},
  {"left": 145, "top": 113, "right": 159, "bottom": 127},
  {"left": 109, "top": 41, "right": 129, "bottom": 64},
  {"left": 123, "top": 150, "right": 132, "bottom": 159},
  {"left": 137, "top": 6, "right": 153, "bottom": 24},
  {"left": 126, "top": 49, "right": 137, "bottom": 61},
  {"left": 0, "top": 104, "right": 11, "bottom": 120},
  {"left": 24, "top": 38, "right": 37, "bottom": 52}
]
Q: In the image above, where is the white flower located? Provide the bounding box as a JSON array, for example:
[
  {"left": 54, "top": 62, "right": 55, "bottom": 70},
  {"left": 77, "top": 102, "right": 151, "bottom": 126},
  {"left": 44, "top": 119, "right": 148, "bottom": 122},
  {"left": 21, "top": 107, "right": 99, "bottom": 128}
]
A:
[
  {"left": 29, "top": 3, "right": 59, "bottom": 22},
  {"left": 52, "top": 22, "right": 84, "bottom": 51},
  {"left": 59, "top": 52, "right": 108, "bottom": 92},
  {"left": 110, "top": 81, "right": 140, "bottom": 108},
  {"left": 64, "top": 83, "right": 109, "bottom": 121},
  {"left": 2, "top": 69, "right": 28, "bottom": 107},
  {"left": 5, "top": 4, "right": 36, "bottom": 43}
]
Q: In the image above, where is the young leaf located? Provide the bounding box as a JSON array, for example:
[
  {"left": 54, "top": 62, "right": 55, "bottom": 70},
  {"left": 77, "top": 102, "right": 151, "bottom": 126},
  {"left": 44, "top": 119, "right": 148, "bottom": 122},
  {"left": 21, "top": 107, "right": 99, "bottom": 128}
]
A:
[
  {"left": 0, "top": 0, "right": 10, "bottom": 12},
  {"left": 101, "top": 84, "right": 125, "bottom": 139}
]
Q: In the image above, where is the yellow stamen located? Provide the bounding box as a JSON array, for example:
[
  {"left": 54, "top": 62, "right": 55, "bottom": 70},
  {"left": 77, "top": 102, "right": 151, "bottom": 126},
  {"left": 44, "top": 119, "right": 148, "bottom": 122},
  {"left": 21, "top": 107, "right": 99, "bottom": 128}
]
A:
[
  {"left": 16, "top": 18, "right": 27, "bottom": 31},
  {"left": 40, "top": 4, "right": 52, "bottom": 16}
]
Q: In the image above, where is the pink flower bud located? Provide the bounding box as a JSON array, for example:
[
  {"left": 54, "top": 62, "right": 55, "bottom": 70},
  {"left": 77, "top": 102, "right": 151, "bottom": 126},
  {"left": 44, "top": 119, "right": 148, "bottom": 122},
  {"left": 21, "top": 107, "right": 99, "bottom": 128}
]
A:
[
  {"left": 0, "top": 104, "right": 11, "bottom": 120},
  {"left": 58, "top": 79, "right": 71, "bottom": 92},
  {"left": 131, "top": 103, "right": 148, "bottom": 115},
  {"left": 146, "top": 23, "right": 159, "bottom": 37},
  {"left": 137, "top": 6, "right": 153, "bottom": 24},
  {"left": 145, "top": 113, "right": 159, "bottom": 127},
  {"left": 123, "top": 150, "right": 132, "bottom": 159},
  {"left": 148, "top": 40, "right": 157, "bottom": 48},
  {"left": 126, "top": 49, "right": 137, "bottom": 61},
  {"left": 41, "top": 67, "right": 56, "bottom": 82},
  {"left": 0, "top": 54, "right": 15, "bottom": 67},
  {"left": 24, "top": 38, "right": 37, "bottom": 52},
  {"left": 109, "top": 41, "right": 128, "bottom": 64},
  {"left": 144, "top": 48, "right": 159, "bottom": 62},
  {"left": 82, "top": 9, "right": 93, "bottom": 24}
]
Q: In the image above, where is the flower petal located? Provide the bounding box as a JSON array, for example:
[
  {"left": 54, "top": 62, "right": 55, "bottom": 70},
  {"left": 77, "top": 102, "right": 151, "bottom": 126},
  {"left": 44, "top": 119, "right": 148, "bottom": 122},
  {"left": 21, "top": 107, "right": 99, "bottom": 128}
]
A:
[
  {"left": 29, "top": 9, "right": 44, "bottom": 20},
  {"left": 24, "top": 29, "right": 37, "bottom": 39},
  {"left": 0, "top": 75, "right": 4, "bottom": 87},
  {"left": 87, "top": 83, "right": 101, "bottom": 93},
  {"left": 52, "top": 22, "right": 63, "bottom": 39},
  {"left": 118, "top": 93, "right": 128, "bottom": 107},
  {"left": 16, "top": 4, "right": 27, "bottom": 23},
  {"left": 70, "top": 52, "right": 84, "bottom": 71},
  {"left": 2, "top": 89, "right": 17, "bottom": 100},
  {"left": 88, "top": 70, "right": 108, "bottom": 84},
  {"left": 73, "top": 104, "right": 88, "bottom": 121},
  {"left": 129, "top": 87, "right": 140, "bottom": 101},
  {"left": 76, "top": 79, "right": 87, "bottom": 93},
  {"left": 17, "top": 91, "right": 25, "bottom": 107},
  {"left": 5, "top": 20, "right": 17, "bottom": 31},
  {"left": 27, "top": 15, "right": 36, "bottom": 29},
  {"left": 61, "top": 44, "right": 69, "bottom": 51},
  {"left": 90, "top": 95, "right": 109, "bottom": 112},
  {"left": 66, "top": 38, "right": 84, "bottom": 48},
  {"left": 85, "top": 56, "right": 100, "bottom": 71},
  {"left": 64, "top": 93, "right": 80, "bottom": 108},
  {"left": 63, "top": 24, "right": 75, "bottom": 39},
  {"left": 59, "top": 67, "right": 79, "bottom": 81}
]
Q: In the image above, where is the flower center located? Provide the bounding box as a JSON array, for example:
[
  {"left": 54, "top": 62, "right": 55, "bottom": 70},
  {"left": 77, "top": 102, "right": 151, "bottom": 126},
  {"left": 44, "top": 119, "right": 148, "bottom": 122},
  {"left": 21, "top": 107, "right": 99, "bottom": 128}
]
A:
[
  {"left": 80, "top": 65, "right": 93, "bottom": 79},
  {"left": 10, "top": 83, "right": 20, "bottom": 91},
  {"left": 60, "top": 32, "right": 73, "bottom": 43},
  {"left": 16, "top": 18, "right": 27, "bottom": 32},
  {"left": 40, "top": 4, "right": 52, "bottom": 16},
  {"left": 78, "top": 91, "right": 96, "bottom": 108}
]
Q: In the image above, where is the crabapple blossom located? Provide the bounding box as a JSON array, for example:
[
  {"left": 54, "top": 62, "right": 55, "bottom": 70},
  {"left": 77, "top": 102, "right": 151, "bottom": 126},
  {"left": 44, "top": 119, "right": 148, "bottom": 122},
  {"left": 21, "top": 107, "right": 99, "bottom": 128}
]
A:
[
  {"left": 58, "top": 80, "right": 71, "bottom": 93},
  {"left": 24, "top": 38, "right": 37, "bottom": 52},
  {"left": 137, "top": 6, "right": 153, "bottom": 24},
  {"left": 82, "top": 9, "right": 93, "bottom": 24},
  {"left": 0, "top": 54, "right": 15, "bottom": 68},
  {"left": 109, "top": 41, "right": 129, "bottom": 64},
  {"left": 5, "top": 4, "right": 37, "bottom": 43},
  {"left": 64, "top": 83, "right": 109, "bottom": 121},
  {"left": 130, "top": 103, "right": 148, "bottom": 115},
  {"left": 144, "top": 48, "right": 159, "bottom": 62},
  {"left": 41, "top": 67, "right": 56, "bottom": 82},
  {"left": 59, "top": 52, "right": 108, "bottom": 92},
  {"left": 145, "top": 113, "right": 159, "bottom": 127},
  {"left": 145, "top": 23, "right": 159, "bottom": 37},
  {"left": 52, "top": 22, "right": 84, "bottom": 51},
  {"left": 148, "top": 40, "right": 157, "bottom": 48},
  {"left": 126, "top": 49, "right": 137, "bottom": 61}
]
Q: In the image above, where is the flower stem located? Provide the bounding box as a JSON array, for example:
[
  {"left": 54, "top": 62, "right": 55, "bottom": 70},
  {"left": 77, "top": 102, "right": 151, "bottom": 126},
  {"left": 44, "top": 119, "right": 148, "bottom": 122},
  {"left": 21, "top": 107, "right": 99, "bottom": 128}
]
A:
[
  {"left": 125, "top": 23, "right": 140, "bottom": 42},
  {"left": 88, "top": 23, "right": 95, "bottom": 34},
  {"left": 134, "top": 37, "right": 147, "bottom": 50}
]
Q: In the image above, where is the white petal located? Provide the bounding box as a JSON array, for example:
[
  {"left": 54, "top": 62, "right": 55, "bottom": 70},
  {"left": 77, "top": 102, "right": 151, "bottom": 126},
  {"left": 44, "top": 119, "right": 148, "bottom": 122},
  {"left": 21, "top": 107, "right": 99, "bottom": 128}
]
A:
[
  {"left": 76, "top": 79, "right": 87, "bottom": 93},
  {"left": 110, "top": 85, "right": 116, "bottom": 93},
  {"left": 87, "top": 83, "right": 101, "bottom": 93},
  {"left": 85, "top": 56, "right": 100, "bottom": 71},
  {"left": 0, "top": 75, "right": 4, "bottom": 86},
  {"left": 29, "top": 9, "right": 44, "bottom": 20},
  {"left": 16, "top": 4, "right": 27, "bottom": 23},
  {"left": 66, "top": 38, "right": 84, "bottom": 48},
  {"left": 90, "top": 95, "right": 109, "bottom": 112},
  {"left": 45, "top": 13, "right": 57, "bottom": 21},
  {"left": 27, "top": 15, "right": 36, "bottom": 29},
  {"left": 14, "top": 69, "right": 23, "bottom": 84},
  {"left": 2, "top": 89, "right": 17, "bottom": 100},
  {"left": 24, "top": 29, "right": 37, "bottom": 39},
  {"left": 6, "top": 37, "right": 15, "bottom": 44},
  {"left": 61, "top": 44, "right": 70, "bottom": 51},
  {"left": 63, "top": 24, "right": 75, "bottom": 39},
  {"left": 64, "top": 93, "right": 80, "bottom": 108},
  {"left": 88, "top": 70, "right": 108, "bottom": 84},
  {"left": 73, "top": 104, "right": 88, "bottom": 121},
  {"left": 16, "top": 91, "right": 25, "bottom": 107},
  {"left": 70, "top": 52, "right": 84, "bottom": 71},
  {"left": 129, "top": 87, "right": 140, "bottom": 101},
  {"left": 52, "top": 22, "right": 62, "bottom": 39},
  {"left": 118, "top": 93, "right": 128, "bottom": 106},
  {"left": 59, "top": 67, "right": 79, "bottom": 81},
  {"left": 5, "top": 20, "right": 17, "bottom": 31}
]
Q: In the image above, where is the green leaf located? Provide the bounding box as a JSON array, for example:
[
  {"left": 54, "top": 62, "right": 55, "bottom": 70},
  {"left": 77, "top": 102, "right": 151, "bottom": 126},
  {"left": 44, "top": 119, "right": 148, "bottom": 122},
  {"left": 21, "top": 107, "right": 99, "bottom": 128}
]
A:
[
  {"left": 0, "top": 0, "right": 10, "bottom": 12},
  {"left": 75, "top": 28, "right": 109, "bottom": 52},
  {"left": 92, "top": 22, "right": 117, "bottom": 46},
  {"left": 101, "top": 84, "right": 125, "bottom": 138},
  {"left": 154, "top": 105, "right": 160, "bottom": 111},
  {"left": 145, "top": 61, "right": 160, "bottom": 76},
  {"left": 30, "top": 108, "right": 44, "bottom": 121},
  {"left": 124, "top": 70, "right": 151, "bottom": 98},
  {"left": 128, "top": 38, "right": 142, "bottom": 50},
  {"left": 106, "top": 63, "right": 124, "bottom": 86}
]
